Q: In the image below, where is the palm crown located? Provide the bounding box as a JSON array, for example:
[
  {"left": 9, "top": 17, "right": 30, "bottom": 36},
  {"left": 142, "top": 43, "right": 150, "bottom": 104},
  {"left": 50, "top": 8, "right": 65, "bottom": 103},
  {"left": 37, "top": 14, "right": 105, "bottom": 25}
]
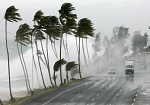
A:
[
  {"left": 76, "top": 18, "right": 94, "bottom": 38},
  {"left": 5, "top": 6, "right": 22, "bottom": 22}
]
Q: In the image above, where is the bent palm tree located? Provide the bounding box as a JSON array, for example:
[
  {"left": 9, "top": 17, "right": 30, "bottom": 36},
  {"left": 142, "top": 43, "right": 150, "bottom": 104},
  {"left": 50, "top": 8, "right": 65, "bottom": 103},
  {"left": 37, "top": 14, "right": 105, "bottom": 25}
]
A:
[
  {"left": 65, "top": 61, "right": 78, "bottom": 82},
  {"left": 76, "top": 18, "right": 94, "bottom": 78},
  {"left": 15, "top": 23, "right": 34, "bottom": 95},
  {"left": 4, "top": 6, "right": 22, "bottom": 100},
  {"left": 59, "top": 2, "right": 77, "bottom": 84},
  {"left": 33, "top": 30, "right": 47, "bottom": 89},
  {"left": 53, "top": 59, "right": 67, "bottom": 86},
  {"left": 34, "top": 12, "right": 61, "bottom": 87}
]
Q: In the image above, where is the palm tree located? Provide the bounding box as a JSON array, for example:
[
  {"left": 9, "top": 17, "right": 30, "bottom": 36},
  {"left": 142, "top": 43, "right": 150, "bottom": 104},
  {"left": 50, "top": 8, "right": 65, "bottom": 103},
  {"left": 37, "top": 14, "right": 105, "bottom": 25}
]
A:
[
  {"left": 59, "top": 2, "right": 77, "bottom": 84},
  {"left": 44, "top": 16, "right": 61, "bottom": 87},
  {"left": 15, "top": 23, "right": 33, "bottom": 94},
  {"left": 82, "top": 38, "right": 88, "bottom": 65},
  {"left": 76, "top": 18, "right": 94, "bottom": 78},
  {"left": 33, "top": 11, "right": 54, "bottom": 88},
  {"left": 34, "top": 13, "right": 61, "bottom": 87},
  {"left": 65, "top": 61, "right": 78, "bottom": 82},
  {"left": 53, "top": 59, "right": 67, "bottom": 86},
  {"left": 4, "top": 6, "right": 22, "bottom": 100},
  {"left": 33, "top": 30, "right": 47, "bottom": 89}
]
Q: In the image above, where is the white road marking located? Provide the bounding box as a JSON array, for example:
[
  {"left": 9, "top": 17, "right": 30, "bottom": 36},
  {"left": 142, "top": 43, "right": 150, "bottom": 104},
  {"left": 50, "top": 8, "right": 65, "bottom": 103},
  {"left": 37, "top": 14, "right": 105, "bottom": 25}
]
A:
[
  {"left": 92, "top": 98, "right": 95, "bottom": 101},
  {"left": 70, "top": 98, "right": 74, "bottom": 101},
  {"left": 42, "top": 79, "right": 96, "bottom": 105}
]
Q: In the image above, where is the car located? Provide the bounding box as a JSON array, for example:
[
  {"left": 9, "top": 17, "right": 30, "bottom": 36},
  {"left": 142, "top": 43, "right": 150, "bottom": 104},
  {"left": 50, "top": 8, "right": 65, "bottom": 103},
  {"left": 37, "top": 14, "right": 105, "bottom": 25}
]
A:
[{"left": 108, "top": 68, "right": 116, "bottom": 74}]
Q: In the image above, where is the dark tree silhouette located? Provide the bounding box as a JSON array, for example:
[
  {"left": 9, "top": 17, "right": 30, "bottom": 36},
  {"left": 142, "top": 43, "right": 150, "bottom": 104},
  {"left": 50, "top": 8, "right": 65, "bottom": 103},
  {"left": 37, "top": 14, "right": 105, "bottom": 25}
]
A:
[{"left": 4, "top": 6, "right": 22, "bottom": 100}]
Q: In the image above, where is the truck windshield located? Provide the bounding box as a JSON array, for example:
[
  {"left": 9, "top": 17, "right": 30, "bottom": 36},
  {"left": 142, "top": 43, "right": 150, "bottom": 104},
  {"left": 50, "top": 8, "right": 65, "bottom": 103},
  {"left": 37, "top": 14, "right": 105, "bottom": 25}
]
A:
[{"left": 126, "top": 65, "right": 133, "bottom": 68}]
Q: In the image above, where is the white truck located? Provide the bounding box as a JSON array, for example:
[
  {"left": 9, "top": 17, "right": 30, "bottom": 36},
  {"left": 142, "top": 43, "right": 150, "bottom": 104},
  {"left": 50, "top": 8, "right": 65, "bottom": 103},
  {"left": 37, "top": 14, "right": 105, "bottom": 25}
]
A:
[{"left": 125, "top": 60, "right": 134, "bottom": 75}]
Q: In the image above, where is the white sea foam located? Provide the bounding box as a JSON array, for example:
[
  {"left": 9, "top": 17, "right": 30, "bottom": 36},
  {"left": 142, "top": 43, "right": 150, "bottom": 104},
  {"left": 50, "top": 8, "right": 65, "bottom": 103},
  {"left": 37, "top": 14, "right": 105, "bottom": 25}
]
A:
[{"left": 0, "top": 36, "right": 98, "bottom": 100}]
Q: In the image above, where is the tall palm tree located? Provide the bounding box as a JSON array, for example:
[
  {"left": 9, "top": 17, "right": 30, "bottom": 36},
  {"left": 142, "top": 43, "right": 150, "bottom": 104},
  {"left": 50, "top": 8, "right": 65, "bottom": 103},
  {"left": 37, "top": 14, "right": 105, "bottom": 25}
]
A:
[
  {"left": 59, "top": 2, "right": 77, "bottom": 84},
  {"left": 76, "top": 18, "right": 94, "bottom": 78},
  {"left": 65, "top": 61, "right": 78, "bottom": 82},
  {"left": 33, "top": 30, "right": 47, "bottom": 89},
  {"left": 82, "top": 38, "right": 88, "bottom": 65},
  {"left": 4, "top": 6, "right": 22, "bottom": 100},
  {"left": 33, "top": 11, "right": 53, "bottom": 88},
  {"left": 53, "top": 59, "right": 67, "bottom": 86},
  {"left": 15, "top": 23, "right": 35, "bottom": 96},
  {"left": 35, "top": 14, "right": 61, "bottom": 87}
]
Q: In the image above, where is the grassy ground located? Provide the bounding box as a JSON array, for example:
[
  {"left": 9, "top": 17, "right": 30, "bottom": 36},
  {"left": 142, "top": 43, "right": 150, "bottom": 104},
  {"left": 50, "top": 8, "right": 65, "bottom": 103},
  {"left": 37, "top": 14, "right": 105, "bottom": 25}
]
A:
[{"left": 2, "top": 78, "right": 87, "bottom": 105}]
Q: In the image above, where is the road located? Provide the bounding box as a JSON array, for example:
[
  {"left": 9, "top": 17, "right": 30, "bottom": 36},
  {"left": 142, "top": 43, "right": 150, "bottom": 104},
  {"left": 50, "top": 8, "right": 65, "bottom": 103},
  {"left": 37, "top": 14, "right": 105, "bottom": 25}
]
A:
[{"left": 24, "top": 55, "right": 150, "bottom": 105}]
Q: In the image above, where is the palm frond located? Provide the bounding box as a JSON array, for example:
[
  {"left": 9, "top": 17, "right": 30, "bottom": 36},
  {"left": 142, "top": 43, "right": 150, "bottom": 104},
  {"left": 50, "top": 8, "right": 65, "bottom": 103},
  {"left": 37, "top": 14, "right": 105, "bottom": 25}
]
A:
[
  {"left": 59, "top": 3, "right": 77, "bottom": 19},
  {"left": 66, "top": 61, "right": 78, "bottom": 71},
  {"left": 33, "top": 10, "right": 43, "bottom": 21},
  {"left": 5, "top": 6, "right": 22, "bottom": 22},
  {"left": 15, "top": 23, "right": 31, "bottom": 45},
  {"left": 53, "top": 59, "right": 67, "bottom": 72},
  {"left": 77, "top": 18, "right": 95, "bottom": 38}
]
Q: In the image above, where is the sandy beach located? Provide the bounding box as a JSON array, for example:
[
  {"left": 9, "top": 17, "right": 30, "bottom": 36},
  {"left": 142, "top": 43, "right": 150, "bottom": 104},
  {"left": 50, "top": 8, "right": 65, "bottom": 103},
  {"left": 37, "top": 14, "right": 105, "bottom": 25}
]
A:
[{"left": 0, "top": 77, "right": 29, "bottom": 101}]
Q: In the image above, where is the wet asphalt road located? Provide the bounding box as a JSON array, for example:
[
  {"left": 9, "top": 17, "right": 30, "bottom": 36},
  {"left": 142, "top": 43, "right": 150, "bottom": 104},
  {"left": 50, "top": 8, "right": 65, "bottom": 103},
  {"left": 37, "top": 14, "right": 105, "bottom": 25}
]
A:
[{"left": 24, "top": 55, "right": 149, "bottom": 105}]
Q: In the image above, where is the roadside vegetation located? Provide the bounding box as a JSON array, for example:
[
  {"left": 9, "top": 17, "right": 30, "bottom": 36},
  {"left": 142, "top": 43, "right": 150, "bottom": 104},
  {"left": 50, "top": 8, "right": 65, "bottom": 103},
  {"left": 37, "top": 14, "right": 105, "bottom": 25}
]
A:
[
  {"left": 1, "top": 2, "right": 150, "bottom": 105},
  {"left": 1, "top": 2, "right": 95, "bottom": 104}
]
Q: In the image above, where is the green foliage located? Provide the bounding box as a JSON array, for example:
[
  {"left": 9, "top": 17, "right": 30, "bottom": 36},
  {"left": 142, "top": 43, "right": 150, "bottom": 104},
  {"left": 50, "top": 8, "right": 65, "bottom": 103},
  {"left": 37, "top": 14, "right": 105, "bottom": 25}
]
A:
[
  {"left": 113, "top": 26, "right": 129, "bottom": 45},
  {"left": 59, "top": 3, "right": 77, "bottom": 20},
  {"left": 33, "top": 30, "right": 46, "bottom": 40},
  {"left": 5, "top": 6, "right": 22, "bottom": 22},
  {"left": 33, "top": 10, "right": 44, "bottom": 24},
  {"left": 53, "top": 59, "right": 67, "bottom": 72},
  {"left": 131, "top": 31, "right": 149, "bottom": 53},
  {"left": 76, "top": 18, "right": 94, "bottom": 38},
  {"left": 33, "top": 11, "right": 61, "bottom": 41},
  {"left": 59, "top": 3, "right": 77, "bottom": 35},
  {"left": 66, "top": 61, "right": 78, "bottom": 71},
  {"left": 92, "top": 32, "right": 101, "bottom": 52},
  {"left": 16, "top": 23, "right": 31, "bottom": 46}
]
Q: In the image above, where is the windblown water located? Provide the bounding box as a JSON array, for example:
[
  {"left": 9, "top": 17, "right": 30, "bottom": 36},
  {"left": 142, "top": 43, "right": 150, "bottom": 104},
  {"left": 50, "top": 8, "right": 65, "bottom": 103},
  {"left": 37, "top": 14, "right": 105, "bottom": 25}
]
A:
[{"left": 0, "top": 36, "right": 97, "bottom": 100}]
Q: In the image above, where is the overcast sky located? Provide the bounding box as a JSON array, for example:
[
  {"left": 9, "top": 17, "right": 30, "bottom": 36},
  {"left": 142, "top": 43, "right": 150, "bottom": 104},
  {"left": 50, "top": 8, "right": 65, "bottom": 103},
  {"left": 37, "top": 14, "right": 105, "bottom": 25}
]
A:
[{"left": 0, "top": 0, "right": 150, "bottom": 40}]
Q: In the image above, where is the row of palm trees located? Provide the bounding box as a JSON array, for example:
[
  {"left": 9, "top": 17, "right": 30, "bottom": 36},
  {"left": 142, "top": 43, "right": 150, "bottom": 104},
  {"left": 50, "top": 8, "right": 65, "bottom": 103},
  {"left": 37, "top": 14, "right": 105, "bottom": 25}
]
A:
[{"left": 4, "top": 2, "right": 95, "bottom": 101}]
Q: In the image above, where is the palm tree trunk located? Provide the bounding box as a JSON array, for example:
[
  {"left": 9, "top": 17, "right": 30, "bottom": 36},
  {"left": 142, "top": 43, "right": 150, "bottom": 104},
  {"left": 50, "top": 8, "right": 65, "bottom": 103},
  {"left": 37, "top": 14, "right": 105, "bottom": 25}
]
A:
[
  {"left": 31, "top": 36, "right": 41, "bottom": 88},
  {"left": 40, "top": 40, "right": 48, "bottom": 64},
  {"left": 63, "top": 38, "right": 67, "bottom": 60},
  {"left": 53, "top": 39, "right": 58, "bottom": 59},
  {"left": 46, "top": 36, "right": 54, "bottom": 87},
  {"left": 17, "top": 42, "right": 29, "bottom": 92},
  {"left": 5, "top": 20, "right": 14, "bottom": 100},
  {"left": 50, "top": 40, "right": 58, "bottom": 59},
  {"left": 53, "top": 71, "right": 57, "bottom": 86},
  {"left": 65, "top": 34, "right": 70, "bottom": 61},
  {"left": 66, "top": 70, "right": 69, "bottom": 82},
  {"left": 35, "top": 41, "right": 47, "bottom": 89},
  {"left": 82, "top": 38, "right": 88, "bottom": 65},
  {"left": 86, "top": 39, "right": 91, "bottom": 65},
  {"left": 75, "top": 37, "right": 79, "bottom": 52},
  {"left": 78, "top": 37, "right": 82, "bottom": 79},
  {"left": 59, "top": 34, "right": 63, "bottom": 84},
  {"left": 20, "top": 45, "right": 32, "bottom": 92}
]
